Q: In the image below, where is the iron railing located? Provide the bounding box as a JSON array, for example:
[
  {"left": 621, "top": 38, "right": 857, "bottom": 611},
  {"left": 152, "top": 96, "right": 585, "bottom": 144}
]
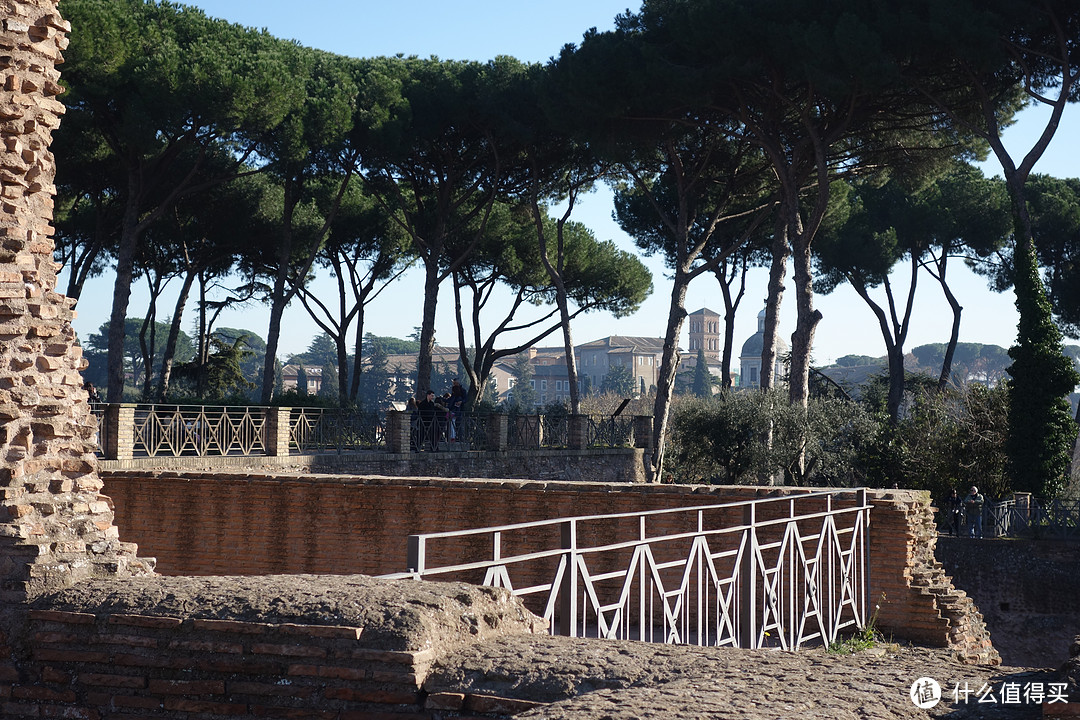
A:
[
  {"left": 93, "top": 403, "right": 642, "bottom": 458},
  {"left": 130, "top": 404, "right": 267, "bottom": 457},
  {"left": 541, "top": 413, "right": 570, "bottom": 448},
  {"left": 506, "top": 414, "right": 544, "bottom": 448},
  {"left": 384, "top": 490, "right": 872, "bottom": 650},
  {"left": 977, "top": 497, "right": 1080, "bottom": 539},
  {"left": 587, "top": 415, "right": 634, "bottom": 448},
  {"left": 456, "top": 412, "right": 490, "bottom": 450},
  {"left": 290, "top": 407, "right": 383, "bottom": 453}
]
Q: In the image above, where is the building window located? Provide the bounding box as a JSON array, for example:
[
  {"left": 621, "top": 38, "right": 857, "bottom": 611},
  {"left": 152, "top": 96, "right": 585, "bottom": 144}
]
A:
[
  {"left": 750, "top": 367, "right": 758, "bottom": 385},
  {"left": 508, "top": 378, "right": 515, "bottom": 388},
  {"left": 541, "top": 380, "right": 548, "bottom": 391}
]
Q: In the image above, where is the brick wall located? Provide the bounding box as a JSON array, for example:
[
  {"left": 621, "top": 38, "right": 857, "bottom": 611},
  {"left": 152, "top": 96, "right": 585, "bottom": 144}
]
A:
[
  {"left": 0, "top": 0, "right": 149, "bottom": 605},
  {"left": 937, "top": 537, "right": 1080, "bottom": 667},
  {"left": 2, "top": 573, "right": 551, "bottom": 719},
  {"left": 98, "top": 446, "right": 648, "bottom": 484},
  {"left": 102, "top": 471, "right": 998, "bottom": 664},
  {"left": 4, "top": 608, "right": 435, "bottom": 718},
  {"left": 0, "top": 608, "right": 552, "bottom": 718}
]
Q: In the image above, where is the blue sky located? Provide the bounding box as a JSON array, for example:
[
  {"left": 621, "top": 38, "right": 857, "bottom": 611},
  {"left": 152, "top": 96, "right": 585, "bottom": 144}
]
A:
[{"left": 60, "top": 1, "right": 1080, "bottom": 366}]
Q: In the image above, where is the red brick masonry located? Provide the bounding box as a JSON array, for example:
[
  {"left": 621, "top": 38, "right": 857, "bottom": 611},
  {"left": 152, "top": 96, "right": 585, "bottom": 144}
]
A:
[{"left": 101, "top": 472, "right": 999, "bottom": 665}]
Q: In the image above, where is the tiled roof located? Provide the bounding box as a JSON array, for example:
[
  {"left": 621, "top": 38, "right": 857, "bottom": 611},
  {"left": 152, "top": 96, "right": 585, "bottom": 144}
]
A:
[{"left": 577, "top": 335, "right": 669, "bottom": 353}]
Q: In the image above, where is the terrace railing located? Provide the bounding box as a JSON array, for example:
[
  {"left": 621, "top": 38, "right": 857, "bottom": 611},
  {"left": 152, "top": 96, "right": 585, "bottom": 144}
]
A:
[
  {"left": 96, "top": 404, "right": 268, "bottom": 458},
  {"left": 587, "top": 415, "right": 634, "bottom": 448},
  {"left": 290, "top": 407, "right": 383, "bottom": 453},
  {"left": 383, "top": 490, "right": 872, "bottom": 650},
  {"left": 978, "top": 495, "right": 1080, "bottom": 539},
  {"left": 93, "top": 404, "right": 650, "bottom": 460}
]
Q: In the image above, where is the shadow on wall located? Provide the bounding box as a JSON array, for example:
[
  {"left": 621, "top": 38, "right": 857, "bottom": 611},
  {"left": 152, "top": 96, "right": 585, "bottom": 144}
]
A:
[{"left": 936, "top": 536, "right": 1080, "bottom": 667}]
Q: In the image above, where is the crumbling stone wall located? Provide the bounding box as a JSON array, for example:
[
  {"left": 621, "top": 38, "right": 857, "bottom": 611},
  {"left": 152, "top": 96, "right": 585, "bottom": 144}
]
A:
[
  {"left": 0, "top": 0, "right": 150, "bottom": 613},
  {"left": 869, "top": 491, "right": 999, "bottom": 666},
  {"left": 101, "top": 472, "right": 1001, "bottom": 665},
  {"left": 937, "top": 537, "right": 1080, "bottom": 667}
]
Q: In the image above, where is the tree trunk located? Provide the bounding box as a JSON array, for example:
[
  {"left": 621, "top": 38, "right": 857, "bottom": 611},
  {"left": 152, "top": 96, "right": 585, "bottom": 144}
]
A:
[
  {"left": 331, "top": 252, "right": 353, "bottom": 407},
  {"left": 715, "top": 256, "right": 747, "bottom": 390},
  {"left": 335, "top": 331, "right": 349, "bottom": 408},
  {"left": 139, "top": 270, "right": 168, "bottom": 400},
  {"left": 259, "top": 183, "right": 298, "bottom": 405},
  {"left": 195, "top": 274, "right": 208, "bottom": 398},
  {"left": 261, "top": 274, "right": 288, "bottom": 405},
  {"left": 788, "top": 230, "right": 821, "bottom": 408},
  {"left": 533, "top": 193, "right": 582, "bottom": 414},
  {"left": 157, "top": 268, "right": 196, "bottom": 401},
  {"left": 415, "top": 257, "right": 440, "bottom": 396},
  {"left": 105, "top": 183, "right": 141, "bottom": 402},
  {"left": 935, "top": 259, "right": 963, "bottom": 392},
  {"left": 760, "top": 217, "right": 789, "bottom": 390},
  {"left": 349, "top": 306, "right": 365, "bottom": 405},
  {"left": 647, "top": 272, "right": 690, "bottom": 483},
  {"left": 556, "top": 293, "right": 580, "bottom": 414},
  {"left": 138, "top": 286, "right": 156, "bottom": 401}
]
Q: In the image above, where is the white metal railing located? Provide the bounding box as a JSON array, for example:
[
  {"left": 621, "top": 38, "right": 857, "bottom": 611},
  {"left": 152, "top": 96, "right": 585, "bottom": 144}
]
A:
[{"left": 383, "top": 490, "right": 872, "bottom": 650}]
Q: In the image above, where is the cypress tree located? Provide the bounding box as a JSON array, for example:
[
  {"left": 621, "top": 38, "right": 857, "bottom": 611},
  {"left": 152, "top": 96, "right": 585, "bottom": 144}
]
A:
[
  {"left": 692, "top": 348, "right": 712, "bottom": 398},
  {"left": 1005, "top": 237, "right": 1080, "bottom": 498},
  {"left": 296, "top": 364, "right": 309, "bottom": 397}
]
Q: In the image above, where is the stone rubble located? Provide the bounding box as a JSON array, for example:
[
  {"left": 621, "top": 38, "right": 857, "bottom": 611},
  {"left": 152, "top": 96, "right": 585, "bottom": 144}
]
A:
[{"left": 427, "top": 634, "right": 1055, "bottom": 720}]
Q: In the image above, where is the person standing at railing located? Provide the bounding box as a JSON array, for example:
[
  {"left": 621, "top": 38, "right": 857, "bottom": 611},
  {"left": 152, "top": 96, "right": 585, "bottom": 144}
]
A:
[
  {"left": 964, "top": 486, "right": 985, "bottom": 539},
  {"left": 448, "top": 379, "right": 466, "bottom": 442},
  {"left": 417, "top": 390, "right": 447, "bottom": 451},
  {"left": 944, "top": 488, "right": 963, "bottom": 536},
  {"left": 406, "top": 397, "right": 420, "bottom": 452},
  {"left": 83, "top": 381, "right": 101, "bottom": 404}
]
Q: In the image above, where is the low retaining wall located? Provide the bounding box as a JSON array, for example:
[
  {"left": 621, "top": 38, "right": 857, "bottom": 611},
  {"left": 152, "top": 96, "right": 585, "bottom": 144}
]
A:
[
  {"left": 100, "top": 472, "right": 999, "bottom": 664},
  {"left": 97, "top": 447, "right": 646, "bottom": 483},
  {"left": 0, "top": 575, "right": 546, "bottom": 719}
]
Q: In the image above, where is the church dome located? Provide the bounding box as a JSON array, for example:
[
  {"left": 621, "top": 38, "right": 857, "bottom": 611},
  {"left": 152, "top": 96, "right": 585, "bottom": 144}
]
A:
[
  {"left": 741, "top": 333, "right": 764, "bottom": 358},
  {"left": 740, "top": 308, "right": 787, "bottom": 359}
]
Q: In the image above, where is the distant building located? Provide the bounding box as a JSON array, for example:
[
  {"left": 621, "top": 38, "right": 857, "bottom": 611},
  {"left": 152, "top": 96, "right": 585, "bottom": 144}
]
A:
[
  {"left": 687, "top": 307, "right": 722, "bottom": 362},
  {"left": 382, "top": 346, "right": 463, "bottom": 400},
  {"left": 739, "top": 308, "right": 787, "bottom": 388},
  {"left": 280, "top": 364, "right": 323, "bottom": 394},
  {"left": 576, "top": 335, "right": 667, "bottom": 396},
  {"left": 369, "top": 327, "right": 683, "bottom": 407}
]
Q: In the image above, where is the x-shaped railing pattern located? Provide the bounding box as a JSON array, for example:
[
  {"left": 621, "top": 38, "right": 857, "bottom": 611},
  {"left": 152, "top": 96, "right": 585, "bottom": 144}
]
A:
[
  {"left": 390, "top": 490, "right": 871, "bottom": 650},
  {"left": 131, "top": 405, "right": 266, "bottom": 457}
]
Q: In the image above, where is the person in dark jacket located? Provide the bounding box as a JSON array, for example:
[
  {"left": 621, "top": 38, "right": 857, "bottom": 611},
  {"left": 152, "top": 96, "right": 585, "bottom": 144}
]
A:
[
  {"left": 944, "top": 489, "right": 963, "bottom": 536},
  {"left": 448, "top": 378, "right": 466, "bottom": 441},
  {"left": 416, "top": 390, "right": 447, "bottom": 451}
]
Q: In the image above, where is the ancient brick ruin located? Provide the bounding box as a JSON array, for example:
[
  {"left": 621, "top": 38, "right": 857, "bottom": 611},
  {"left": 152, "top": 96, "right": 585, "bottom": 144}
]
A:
[
  {"left": 0, "top": 0, "right": 151, "bottom": 614},
  {"left": 0, "top": 2, "right": 1041, "bottom": 717}
]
